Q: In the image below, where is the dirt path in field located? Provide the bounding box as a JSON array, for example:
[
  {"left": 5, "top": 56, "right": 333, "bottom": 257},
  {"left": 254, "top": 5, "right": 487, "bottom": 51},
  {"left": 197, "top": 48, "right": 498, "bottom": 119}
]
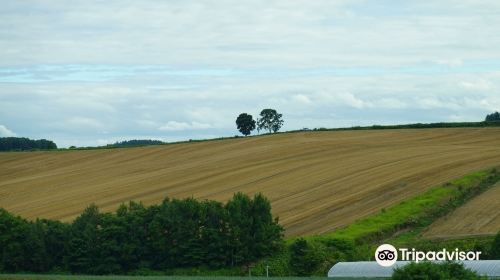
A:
[
  {"left": 423, "top": 182, "right": 500, "bottom": 238},
  {"left": 1, "top": 127, "right": 499, "bottom": 236}
]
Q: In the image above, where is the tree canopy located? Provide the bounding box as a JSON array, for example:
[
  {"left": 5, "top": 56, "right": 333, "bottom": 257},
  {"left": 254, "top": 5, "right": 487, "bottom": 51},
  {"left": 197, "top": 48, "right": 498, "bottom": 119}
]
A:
[
  {"left": 0, "top": 137, "right": 57, "bottom": 151},
  {"left": 392, "top": 262, "right": 483, "bottom": 280},
  {"left": 0, "top": 193, "right": 283, "bottom": 274},
  {"left": 108, "top": 139, "right": 164, "bottom": 147},
  {"left": 485, "top": 111, "right": 500, "bottom": 122},
  {"left": 257, "top": 109, "right": 284, "bottom": 133},
  {"left": 235, "top": 113, "right": 256, "bottom": 136}
]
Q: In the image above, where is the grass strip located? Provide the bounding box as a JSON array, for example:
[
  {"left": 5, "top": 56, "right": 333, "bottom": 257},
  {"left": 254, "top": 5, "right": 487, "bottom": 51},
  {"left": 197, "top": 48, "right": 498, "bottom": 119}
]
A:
[{"left": 310, "top": 168, "right": 500, "bottom": 245}]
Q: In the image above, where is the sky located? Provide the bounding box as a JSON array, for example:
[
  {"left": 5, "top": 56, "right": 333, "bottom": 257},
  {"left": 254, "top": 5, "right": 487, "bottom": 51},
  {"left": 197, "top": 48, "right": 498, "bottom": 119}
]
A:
[{"left": 1, "top": 0, "right": 499, "bottom": 147}]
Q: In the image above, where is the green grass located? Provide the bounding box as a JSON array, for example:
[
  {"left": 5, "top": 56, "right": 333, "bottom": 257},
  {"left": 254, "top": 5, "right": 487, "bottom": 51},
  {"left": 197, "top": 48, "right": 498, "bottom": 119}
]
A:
[
  {"left": 311, "top": 171, "right": 492, "bottom": 244},
  {"left": 0, "top": 275, "right": 331, "bottom": 280}
]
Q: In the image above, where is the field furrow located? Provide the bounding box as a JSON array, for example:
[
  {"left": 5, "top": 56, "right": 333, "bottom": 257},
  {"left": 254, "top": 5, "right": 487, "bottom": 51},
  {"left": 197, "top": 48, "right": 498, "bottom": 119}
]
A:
[{"left": 1, "top": 128, "right": 499, "bottom": 236}]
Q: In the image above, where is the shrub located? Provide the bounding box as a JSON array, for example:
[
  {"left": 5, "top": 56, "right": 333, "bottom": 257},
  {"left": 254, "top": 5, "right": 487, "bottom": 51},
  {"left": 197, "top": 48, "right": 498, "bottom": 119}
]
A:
[
  {"left": 491, "top": 231, "right": 500, "bottom": 259},
  {"left": 392, "top": 262, "right": 485, "bottom": 280},
  {"left": 289, "top": 238, "right": 325, "bottom": 276}
]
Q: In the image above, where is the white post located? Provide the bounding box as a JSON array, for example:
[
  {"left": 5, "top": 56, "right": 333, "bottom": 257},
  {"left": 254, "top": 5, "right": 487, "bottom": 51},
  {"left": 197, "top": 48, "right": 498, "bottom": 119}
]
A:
[{"left": 266, "top": 265, "right": 269, "bottom": 277}]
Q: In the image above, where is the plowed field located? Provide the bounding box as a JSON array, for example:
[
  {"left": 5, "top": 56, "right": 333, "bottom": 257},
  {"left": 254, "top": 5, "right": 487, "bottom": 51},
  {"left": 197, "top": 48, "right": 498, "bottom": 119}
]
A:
[
  {"left": 1, "top": 128, "right": 499, "bottom": 236},
  {"left": 423, "top": 182, "right": 500, "bottom": 238}
]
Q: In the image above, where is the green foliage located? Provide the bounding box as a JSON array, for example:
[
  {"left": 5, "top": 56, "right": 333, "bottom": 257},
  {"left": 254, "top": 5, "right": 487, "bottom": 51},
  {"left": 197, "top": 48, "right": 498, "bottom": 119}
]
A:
[
  {"left": 289, "top": 239, "right": 325, "bottom": 276},
  {"left": 485, "top": 111, "right": 500, "bottom": 122},
  {"left": 0, "top": 194, "right": 283, "bottom": 275},
  {"left": 0, "top": 137, "right": 57, "bottom": 151},
  {"left": 235, "top": 113, "right": 256, "bottom": 136},
  {"left": 257, "top": 109, "right": 284, "bottom": 133},
  {"left": 108, "top": 140, "right": 165, "bottom": 147},
  {"left": 391, "top": 262, "right": 485, "bottom": 280},
  {"left": 225, "top": 193, "right": 284, "bottom": 266},
  {"left": 491, "top": 231, "right": 500, "bottom": 259},
  {"left": 304, "top": 121, "right": 500, "bottom": 132},
  {"left": 0, "top": 209, "right": 70, "bottom": 273},
  {"left": 252, "top": 250, "right": 291, "bottom": 276}
]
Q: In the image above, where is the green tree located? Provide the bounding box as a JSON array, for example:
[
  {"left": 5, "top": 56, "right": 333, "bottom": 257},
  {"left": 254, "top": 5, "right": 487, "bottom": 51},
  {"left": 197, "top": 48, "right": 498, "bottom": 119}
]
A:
[
  {"left": 485, "top": 111, "right": 500, "bottom": 122},
  {"left": 67, "top": 204, "right": 101, "bottom": 274},
  {"left": 257, "top": 109, "right": 284, "bottom": 133},
  {"left": 250, "top": 193, "right": 284, "bottom": 260},
  {"left": 225, "top": 193, "right": 284, "bottom": 267},
  {"left": 94, "top": 213, "right": 124, "bottom": 274},
  {"left": 0, "top": 209, "right": 30, "bottom": 272},
  {"left": 116, "top": 201, "right": 152, "bottom": 272},
  {"left": 38, "top": 219, "right": 70, "bottom": 271},
  {"left": 289, "top": 238, "right": 323, "bottom": 276},
  {"left": 226, "top": 193, "right": 253, "bottom": 266},
  {"left": 236, "top": 113, "right": 256, "bottom": 136},
  {"left": 200, "top": 200, "right": 230, "bottom": 268},
  {"left": 0, "top": 137, "right": 57, "bottom": 151},
  {"left": 392, "top": 262, "right": 485, "bottom": 280},
  {"left": 0, "top": 193, "right": 284, "bottom": 274}
]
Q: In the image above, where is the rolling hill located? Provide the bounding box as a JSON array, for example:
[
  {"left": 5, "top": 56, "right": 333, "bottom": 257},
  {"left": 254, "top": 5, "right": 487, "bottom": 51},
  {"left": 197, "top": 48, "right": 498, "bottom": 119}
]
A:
[{"left": 1, "top": 127, "right": 499, "bottom": 237}]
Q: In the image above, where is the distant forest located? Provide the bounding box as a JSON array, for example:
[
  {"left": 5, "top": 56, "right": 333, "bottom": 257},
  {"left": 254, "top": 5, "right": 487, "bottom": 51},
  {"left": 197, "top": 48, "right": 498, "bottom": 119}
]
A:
[
  {"left": 0, "top": 137, "right": 57, "bottom": 151},
  {"left": 108, "top": 139, "right": 165, "bottom": 147}
]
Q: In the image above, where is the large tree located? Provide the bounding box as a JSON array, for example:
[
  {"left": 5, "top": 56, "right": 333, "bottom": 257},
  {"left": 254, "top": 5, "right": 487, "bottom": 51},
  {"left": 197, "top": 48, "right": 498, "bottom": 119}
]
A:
[
  {"left": 235, "top": 113, "right": 256, "bottom": 136},
  {"left": 257, "top": 109, "right": 284, "bottom": 133}
]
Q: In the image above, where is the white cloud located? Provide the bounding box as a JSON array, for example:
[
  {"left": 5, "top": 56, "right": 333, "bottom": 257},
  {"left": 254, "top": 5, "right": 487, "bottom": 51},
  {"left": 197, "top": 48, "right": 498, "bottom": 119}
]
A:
[
  {"left": 436, "top": 59, "right": 463, "bottom": 67},
  {"left": 65, "top": 117, "right": 105, "bottom": 130},
  {"left": 338, "top": 92, "right": 371, "bottom": 109},
  {"left": 459, "top": 80, "right": 493, "bottom": 91},
  {"left": 375, "top": 98, "right": 408, "bottom": 109},
  {"left": 0, "top": 125, "right": 16, "bottom": 137},
  {"left": 2, "top": 1, "right": 500, "bottom": 146},
  {"left": 416, "top": 97, "right": 461, "bottom": 110},
  {"left": 292, "top": 94, "right": 313, "bottom": 105},
  {"left": 159, "top": 121, "right": 212, "bottom": 131}
]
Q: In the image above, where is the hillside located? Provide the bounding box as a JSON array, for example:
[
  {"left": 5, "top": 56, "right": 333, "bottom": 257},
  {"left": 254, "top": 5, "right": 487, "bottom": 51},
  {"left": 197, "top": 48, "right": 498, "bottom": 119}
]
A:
[
  {"left": 423, "top": 181, "right": 500, "bottom": 239},
  {"left": 1, "top": 127, "right": 500, "bottom": 237}
]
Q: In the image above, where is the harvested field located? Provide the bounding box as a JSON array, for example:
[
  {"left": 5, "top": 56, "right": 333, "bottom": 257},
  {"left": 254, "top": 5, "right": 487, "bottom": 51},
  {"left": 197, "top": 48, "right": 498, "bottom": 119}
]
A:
[
  {"left": 1, "top": 128, "right": 499, "bottom": 237},
  {"left": 423, "top": 182, "right": 500, "bottom": 239}
]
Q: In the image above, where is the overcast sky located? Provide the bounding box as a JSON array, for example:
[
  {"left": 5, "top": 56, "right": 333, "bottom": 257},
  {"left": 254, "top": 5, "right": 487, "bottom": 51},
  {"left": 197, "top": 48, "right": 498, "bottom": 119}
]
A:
[{"left": 1, "top": 1, "right": 499, "bottom": 147}]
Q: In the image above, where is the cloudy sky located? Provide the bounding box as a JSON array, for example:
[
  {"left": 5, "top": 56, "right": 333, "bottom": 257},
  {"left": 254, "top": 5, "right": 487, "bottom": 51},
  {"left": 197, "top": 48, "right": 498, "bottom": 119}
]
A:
[{"left": 1, "top": 0, "right": 499, "bottom": 147}]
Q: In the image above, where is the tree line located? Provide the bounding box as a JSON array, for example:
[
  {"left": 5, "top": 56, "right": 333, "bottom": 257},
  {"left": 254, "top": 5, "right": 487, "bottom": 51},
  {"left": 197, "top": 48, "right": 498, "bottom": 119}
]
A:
[
  {"left": 0, "top": 137, "right": 57, "bottom": 151},
  {"left": 0, "top": 193, "right": 283, "bottom": 274},
  {"left": 108, "top": 139, "right": 165, "bottom": 147}
]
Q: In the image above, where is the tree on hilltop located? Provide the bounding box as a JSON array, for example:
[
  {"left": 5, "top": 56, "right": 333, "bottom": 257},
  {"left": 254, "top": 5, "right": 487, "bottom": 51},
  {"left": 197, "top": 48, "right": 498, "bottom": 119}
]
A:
[
  {"left": 257, "top": 109, "right": 284, "bottom": 133},
  {"left": 235, "top": 113, "right": 256, "bottom": 136}
]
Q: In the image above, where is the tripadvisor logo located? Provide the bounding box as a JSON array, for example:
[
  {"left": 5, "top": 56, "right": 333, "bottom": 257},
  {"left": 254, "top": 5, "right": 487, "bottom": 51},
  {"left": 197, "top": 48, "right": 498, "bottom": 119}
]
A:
[
  {"left": 375, "top": 244, "right": 398, "bottom": 267},
  {"left": 374, "top": 244, "right": 482, "bottom": 267}
]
